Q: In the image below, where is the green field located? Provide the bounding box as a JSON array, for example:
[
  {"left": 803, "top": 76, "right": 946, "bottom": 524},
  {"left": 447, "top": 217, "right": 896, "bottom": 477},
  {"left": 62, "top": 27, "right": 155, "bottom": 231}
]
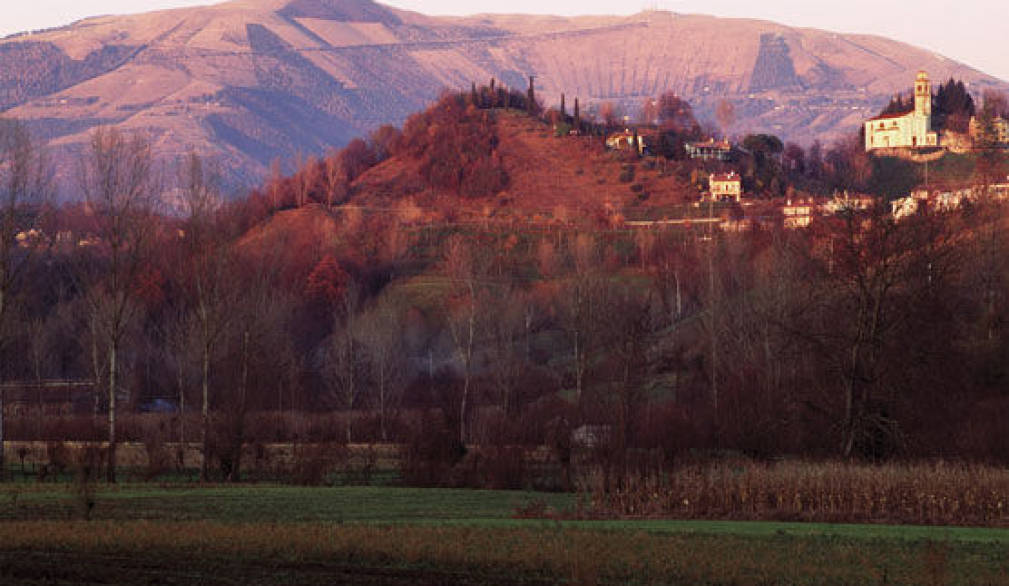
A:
[{"left": 1, "top": 484, "right": 1009, "bottom": 584}]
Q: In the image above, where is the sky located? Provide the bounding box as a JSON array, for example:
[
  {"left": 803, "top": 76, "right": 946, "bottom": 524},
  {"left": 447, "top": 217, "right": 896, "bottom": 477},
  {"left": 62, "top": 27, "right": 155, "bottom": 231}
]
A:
[{"left": 3, "top": 0, "right": 1007, "bottom": 82}]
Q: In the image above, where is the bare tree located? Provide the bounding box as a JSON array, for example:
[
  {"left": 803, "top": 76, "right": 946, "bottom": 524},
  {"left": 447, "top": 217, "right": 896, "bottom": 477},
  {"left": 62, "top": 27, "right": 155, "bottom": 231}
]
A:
[
  {"left": 178, "top": 152, "right": 237, "bottom": 482},
  {"left": 224, "top": 267, "right": 292, "bottom": 482},
  {"left": 442, "top": 234, "right": 485, "bottom": 444},
  {"left": 323, "top": 148, "right": 347, "bottom": 208},
  {"left": 161, "top": 305, "right": 197, "bottom": 466},
  {"left": 0, "top": 119, "right": 50, "bottom": 475},
  {"left": 485, "top": 286, "right": 528, "bottom": 418},
  {"left": 78, "top": 127, "right": 155, "bottom": 483},
  {"left": 293, "top": 152, "right": 318, "bottom": 208},
  {"left": 357, "top": 293, "right": 408, "bottom": 442},
  {"left": 560, "top": 233, "right": 604, "bottom": 408},
  {"left": 267, "top": 158, "right": 284, "bottom": 210},
  {"left": 802, "top": 209, "right": 955, "bottom": 457},
  {"left": 323, "top": 279, "right": 365, "bottom": 444}
]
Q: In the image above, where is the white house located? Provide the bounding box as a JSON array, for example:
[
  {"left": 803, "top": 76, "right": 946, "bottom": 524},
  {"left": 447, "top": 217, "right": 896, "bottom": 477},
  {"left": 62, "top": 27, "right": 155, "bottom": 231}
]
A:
[
  {"left": 865, "top": 71, "right": 938, "bottom": 151},
  {"left": 709, "top": 172, "right": 742, "bottom": 202}
]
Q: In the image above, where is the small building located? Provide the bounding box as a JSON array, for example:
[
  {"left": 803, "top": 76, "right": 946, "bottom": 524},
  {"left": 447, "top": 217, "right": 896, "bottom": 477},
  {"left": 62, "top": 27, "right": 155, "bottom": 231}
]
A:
[
  {"left": 782, "top": 199, "right": 814, "bottom": 229},
  {"left": 891, "top": 191, "right": 931, "bottom": 221},
  {"left": 864, "top": 71, "right": 938, "bottom": 151},
  {"left": 709, "top": 172, "right": 742, "bottom": 202},
  {"left": 970, "top": 115, "right": 1009, "bottom": 145},
  {"left": 685, "top": 139, "right": 732, "bottom": 161},
  {"left": 606, "top": 129, "right": 649, "bottom": 155},
  {"left": 14, "top": 229, "right": 43, "bottom": 247},
  {"left": 820, "top": 193, "right": 875, "bottom": 215}
]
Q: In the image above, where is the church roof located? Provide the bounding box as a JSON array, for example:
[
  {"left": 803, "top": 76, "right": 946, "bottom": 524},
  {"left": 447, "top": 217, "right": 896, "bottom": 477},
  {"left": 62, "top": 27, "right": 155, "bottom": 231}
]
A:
[{"left": 867, "top": 109, "right": 916, "bottom": 122}]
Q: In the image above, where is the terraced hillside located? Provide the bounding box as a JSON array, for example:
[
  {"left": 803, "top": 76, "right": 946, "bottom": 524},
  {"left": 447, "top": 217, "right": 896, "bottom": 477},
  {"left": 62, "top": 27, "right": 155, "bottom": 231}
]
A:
[{"left": 1, "top": 0, "right": 1005, "bottom": 194}]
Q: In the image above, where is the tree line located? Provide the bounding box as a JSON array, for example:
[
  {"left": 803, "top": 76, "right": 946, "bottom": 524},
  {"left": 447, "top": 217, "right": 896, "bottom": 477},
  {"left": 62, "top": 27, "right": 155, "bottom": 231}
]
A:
[{"left": 4, "top": 87, "right": 1009, "bottom": 487}]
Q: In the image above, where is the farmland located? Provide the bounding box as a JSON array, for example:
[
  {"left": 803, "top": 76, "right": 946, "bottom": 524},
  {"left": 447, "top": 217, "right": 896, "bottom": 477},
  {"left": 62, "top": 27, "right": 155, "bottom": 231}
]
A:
[{"left": 2, "top": 483, "right": 1009, "bottom": 584}]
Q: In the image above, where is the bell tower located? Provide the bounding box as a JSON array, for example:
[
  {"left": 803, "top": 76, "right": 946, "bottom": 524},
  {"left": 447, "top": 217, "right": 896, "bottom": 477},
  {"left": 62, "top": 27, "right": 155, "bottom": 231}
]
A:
[{"left": 914, "top": 70, "right": 931, "bottom": 117}]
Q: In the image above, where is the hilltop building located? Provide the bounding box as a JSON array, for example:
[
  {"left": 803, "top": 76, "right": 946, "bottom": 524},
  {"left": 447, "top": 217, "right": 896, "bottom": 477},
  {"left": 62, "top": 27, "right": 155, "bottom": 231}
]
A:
[
  {"left": 685, "top": 139, "right": 732, "bottom": 161},
  {"left": 864, "top": 71, "right": 938, "bottom": 152},
  {"left": 606, "top": 129, "right": 655, "bottom": 155},
  {"left": 709, "top": 172, "right": 742, "bottom": 202}
]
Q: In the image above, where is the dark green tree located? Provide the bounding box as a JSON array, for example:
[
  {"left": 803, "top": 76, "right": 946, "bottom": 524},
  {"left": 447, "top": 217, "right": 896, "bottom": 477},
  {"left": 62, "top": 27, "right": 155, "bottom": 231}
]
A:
[
  {"left": 934, "top": 78, "right": 975, "bottom": 132},
  {"left": 527, "top": 76, "right": 537, "bottom": 115}
]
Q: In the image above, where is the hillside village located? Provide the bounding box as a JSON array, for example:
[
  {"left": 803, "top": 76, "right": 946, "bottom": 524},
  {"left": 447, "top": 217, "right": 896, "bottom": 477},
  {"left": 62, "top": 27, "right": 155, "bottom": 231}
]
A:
[{"left": 600, "top": 69, "right": 1009, "bottom": 228}]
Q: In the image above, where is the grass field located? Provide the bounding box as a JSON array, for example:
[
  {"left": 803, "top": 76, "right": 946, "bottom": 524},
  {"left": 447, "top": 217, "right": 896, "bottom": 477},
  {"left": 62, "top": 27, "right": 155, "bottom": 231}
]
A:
[{"left": 2, "top": 483, "right": 1009, "bottom": 584}]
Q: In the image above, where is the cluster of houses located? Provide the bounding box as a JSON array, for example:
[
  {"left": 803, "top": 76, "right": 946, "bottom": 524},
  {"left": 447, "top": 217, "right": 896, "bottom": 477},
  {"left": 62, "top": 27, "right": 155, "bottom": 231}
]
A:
[
  {"left": 604, "top": 128, "right": 745, "bottom": 202},
  {"left": 891, "top": 182, "right": 1009, "bottom": 220},
  {"left": 717, "top": 192, "right": 876, "bottom": 232},
  {"left": 14, "top": 228, "right": 97, "bottom": 249},
  {"left": 604, "top": 71, "right": 1007, "bottom": 233}
]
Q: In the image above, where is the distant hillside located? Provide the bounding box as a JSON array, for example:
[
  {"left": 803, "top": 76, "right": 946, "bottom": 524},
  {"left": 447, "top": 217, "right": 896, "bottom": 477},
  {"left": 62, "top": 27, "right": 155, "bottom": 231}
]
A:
[{"left": 1, "top": 0, "right": 1006, "bottom": 195}]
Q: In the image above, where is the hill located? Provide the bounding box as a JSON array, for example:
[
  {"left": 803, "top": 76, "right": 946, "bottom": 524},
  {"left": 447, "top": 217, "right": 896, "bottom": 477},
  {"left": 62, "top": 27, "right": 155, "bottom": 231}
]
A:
[
  {"left": 1, "top": 0, "right": 1006, "bottom": 194},
  {"left": 351, "top": 110, "right": 693, "bottom": 218}
]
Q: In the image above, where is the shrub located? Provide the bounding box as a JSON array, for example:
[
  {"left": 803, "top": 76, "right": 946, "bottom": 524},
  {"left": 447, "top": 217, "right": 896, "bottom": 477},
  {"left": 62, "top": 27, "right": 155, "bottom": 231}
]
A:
[
  {"left": 73, "top": 446, "right": 103, "bottom": 520},
  {"left": 290, "top": 443, "right": 341, "bottom": 486},
  {"left": 399, "top": 414, "right": 465, "bottom": 487},
  {"left": 45, "top": 441, "right": 71, "bottom": 479}
]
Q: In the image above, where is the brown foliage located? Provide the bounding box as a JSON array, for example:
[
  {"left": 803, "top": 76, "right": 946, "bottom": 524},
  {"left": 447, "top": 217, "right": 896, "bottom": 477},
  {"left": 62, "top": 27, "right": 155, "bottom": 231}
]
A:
[{"left": 401, "top": 93, "right": 508, "bottom": 197}]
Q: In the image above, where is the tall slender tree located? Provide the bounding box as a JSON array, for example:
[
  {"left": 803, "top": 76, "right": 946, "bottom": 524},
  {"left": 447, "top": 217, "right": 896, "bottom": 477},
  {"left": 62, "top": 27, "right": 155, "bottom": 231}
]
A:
[
  {"left": 179, "top": 152, "right": 237, "bottom": 482},
  {"left": 78, "top": 127, "right": 155, "bottom": 483}
]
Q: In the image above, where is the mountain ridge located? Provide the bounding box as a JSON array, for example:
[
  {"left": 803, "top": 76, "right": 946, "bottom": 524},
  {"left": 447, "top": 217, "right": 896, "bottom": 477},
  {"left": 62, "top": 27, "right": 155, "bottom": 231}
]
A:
[{"left": 1, "top": 0, "right": 1005, "bottom": 195}]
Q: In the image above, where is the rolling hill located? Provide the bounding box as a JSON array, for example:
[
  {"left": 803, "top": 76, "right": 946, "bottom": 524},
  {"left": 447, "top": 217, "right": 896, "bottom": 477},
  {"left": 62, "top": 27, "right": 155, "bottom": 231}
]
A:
[{"left": 1, "top": 0, "right": 1006, "bottom": 194}]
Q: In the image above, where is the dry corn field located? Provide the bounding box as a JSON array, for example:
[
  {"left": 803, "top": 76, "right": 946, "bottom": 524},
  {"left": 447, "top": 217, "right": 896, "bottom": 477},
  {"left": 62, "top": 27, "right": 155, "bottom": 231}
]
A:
[{"left": 587, "top": 460, "right": 1009, "bottom": 526}]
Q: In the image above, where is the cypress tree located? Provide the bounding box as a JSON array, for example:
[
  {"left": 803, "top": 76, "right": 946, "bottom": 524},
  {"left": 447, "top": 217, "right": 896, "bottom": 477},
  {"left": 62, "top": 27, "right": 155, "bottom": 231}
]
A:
[
  {"left": 561, "top": 93, "right": 566, "bottom": 119},
  {"left": 574, "top": 98, "right": 581, "bottom": 133},
  {"left": 527, "top": 75, "right": 536, "bottom": 115},
  {"left": 471, "top": 82, "right": 478, "bottom": 106}
]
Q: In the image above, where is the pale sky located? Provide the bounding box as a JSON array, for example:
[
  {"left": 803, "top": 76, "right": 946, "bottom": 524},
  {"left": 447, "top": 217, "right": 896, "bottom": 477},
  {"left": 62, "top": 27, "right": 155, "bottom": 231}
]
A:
[{"left": 2, "top": 0, "right": 1007, "bottom": 81}]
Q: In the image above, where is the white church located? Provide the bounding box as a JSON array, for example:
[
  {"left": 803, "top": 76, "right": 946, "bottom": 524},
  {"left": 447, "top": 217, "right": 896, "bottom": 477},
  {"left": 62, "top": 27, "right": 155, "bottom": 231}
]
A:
[{"left": 864, "top": 71, "right": 939, "bottom": 152}]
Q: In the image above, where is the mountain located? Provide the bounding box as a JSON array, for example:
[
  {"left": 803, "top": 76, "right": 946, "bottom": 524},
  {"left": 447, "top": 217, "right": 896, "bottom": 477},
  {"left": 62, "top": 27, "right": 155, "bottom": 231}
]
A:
[{"left": 1, "top": 0, "right": 1006, "bottom": 194}]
